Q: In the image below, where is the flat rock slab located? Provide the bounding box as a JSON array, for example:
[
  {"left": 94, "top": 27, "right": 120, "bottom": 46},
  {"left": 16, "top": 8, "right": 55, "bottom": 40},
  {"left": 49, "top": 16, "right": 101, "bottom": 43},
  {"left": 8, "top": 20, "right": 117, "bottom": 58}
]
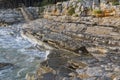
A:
[{"left": 85, "top": 26, "right": 113, "bottom": 36}]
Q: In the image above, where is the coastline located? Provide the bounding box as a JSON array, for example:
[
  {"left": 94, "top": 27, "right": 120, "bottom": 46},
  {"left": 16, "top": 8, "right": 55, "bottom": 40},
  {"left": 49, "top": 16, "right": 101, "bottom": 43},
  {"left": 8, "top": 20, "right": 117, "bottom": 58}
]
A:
[
  {"left": 21, "top": 18, "right": 120, "bottom": 80},
  {"left": 0, "top": 0, "right": 120, "bottom": 79}
]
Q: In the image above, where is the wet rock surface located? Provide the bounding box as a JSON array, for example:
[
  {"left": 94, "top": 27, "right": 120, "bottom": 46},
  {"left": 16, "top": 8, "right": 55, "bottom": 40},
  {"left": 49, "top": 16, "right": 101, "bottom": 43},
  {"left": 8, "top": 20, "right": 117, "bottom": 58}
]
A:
[
  {"left": 22, "top": 18, "right": 120, "bottom": 80},
  {"left": 0, "top": 63, "right": 14, "bottom": 70}
]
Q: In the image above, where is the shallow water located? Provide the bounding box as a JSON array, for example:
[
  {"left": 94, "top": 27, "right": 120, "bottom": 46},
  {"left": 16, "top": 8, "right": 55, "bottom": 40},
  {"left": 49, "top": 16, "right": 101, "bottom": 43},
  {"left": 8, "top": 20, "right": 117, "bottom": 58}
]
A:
[{"left": 0, "top": 24, "right": 46, "bottom": 80}]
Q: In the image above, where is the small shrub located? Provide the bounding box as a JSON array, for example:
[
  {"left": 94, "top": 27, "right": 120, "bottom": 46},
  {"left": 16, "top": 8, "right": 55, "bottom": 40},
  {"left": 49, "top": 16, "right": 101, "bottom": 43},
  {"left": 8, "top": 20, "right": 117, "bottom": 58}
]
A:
[
  {"left": 74, "top": 14, "right": 79, "bottom": 17},
  {"left": 78, "top": 0, "right": 81, "bottom": 2},
  {"left": 93, "top": 9, "right": 103, "bottom": 14},
  {"left": 68, "top": 7, "right": 75, "bottom": 16},
  {"left": 112, "top": 2, "right": 119, "bottom": 5}
]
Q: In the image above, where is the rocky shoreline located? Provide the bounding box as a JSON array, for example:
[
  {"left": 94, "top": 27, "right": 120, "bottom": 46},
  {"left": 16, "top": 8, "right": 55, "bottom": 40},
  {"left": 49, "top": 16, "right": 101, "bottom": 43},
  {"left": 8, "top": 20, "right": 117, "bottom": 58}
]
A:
[
  {"left": 0, "top": 0, "right": 120, "bottom": 79},
  {"left": 21, "top": 18, "right": 120, "bottom": 80}
]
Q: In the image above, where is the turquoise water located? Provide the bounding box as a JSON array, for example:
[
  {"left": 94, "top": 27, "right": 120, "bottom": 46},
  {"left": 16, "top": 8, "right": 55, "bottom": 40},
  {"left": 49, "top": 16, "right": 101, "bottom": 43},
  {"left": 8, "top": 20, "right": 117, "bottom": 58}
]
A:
[{"left": 0, "top": 24, "right": 45, "bottom": 80}]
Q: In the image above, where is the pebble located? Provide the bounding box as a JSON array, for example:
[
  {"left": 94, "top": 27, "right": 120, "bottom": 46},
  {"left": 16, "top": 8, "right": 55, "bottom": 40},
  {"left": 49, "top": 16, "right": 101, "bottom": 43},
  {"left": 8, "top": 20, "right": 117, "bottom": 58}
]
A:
[{"left": 86, "top": 67, "right": 104, "bottom": 77}]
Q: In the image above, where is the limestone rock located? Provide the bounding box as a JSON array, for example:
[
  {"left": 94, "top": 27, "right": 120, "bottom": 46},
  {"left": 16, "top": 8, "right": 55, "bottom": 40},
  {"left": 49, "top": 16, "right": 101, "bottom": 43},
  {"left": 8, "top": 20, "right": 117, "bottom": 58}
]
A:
[
  {"left": 0, "top": 10, "right": 22, "bottom": 24},
  {"left": 86, "top": 67, "right": 104, "bottom": 77},
  {"left": 21, "top": 18, "right": 120, "bottom": 80}
]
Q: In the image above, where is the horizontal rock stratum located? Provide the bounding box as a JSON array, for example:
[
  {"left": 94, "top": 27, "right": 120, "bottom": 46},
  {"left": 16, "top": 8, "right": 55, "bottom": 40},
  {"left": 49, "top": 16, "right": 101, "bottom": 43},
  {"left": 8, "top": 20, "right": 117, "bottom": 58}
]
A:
[{"left": 21, "top": 18, "right": 120, "bottom": 80}]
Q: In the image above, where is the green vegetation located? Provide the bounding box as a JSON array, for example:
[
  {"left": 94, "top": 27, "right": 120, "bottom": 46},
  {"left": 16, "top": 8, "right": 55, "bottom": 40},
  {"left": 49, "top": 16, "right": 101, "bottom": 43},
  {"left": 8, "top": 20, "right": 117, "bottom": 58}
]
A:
[
  {"left": 112, "top": 1, "right": 120, "bottom": 5},
  {"left": 40, "top": 0, "right": 68, "bottom": 6},
  {"left": 0, "top": 0, "right": 68, "bottom": 8},
  {"left": 93, "top": 9, "right": 103, "bottom": 14},
  {"left": 68, "top": 7, "right": 75, "bottom": 16},
  {"left": 78, "top": 0, "right": 81, "bottom": 2},
  {"left": 74, "top": 14, "right": 79, "bottom": 17}
]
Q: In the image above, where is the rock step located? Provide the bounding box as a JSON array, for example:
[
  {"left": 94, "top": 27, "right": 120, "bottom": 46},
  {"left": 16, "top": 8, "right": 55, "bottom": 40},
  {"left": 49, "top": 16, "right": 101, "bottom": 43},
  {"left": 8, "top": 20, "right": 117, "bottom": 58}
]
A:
[
  {"left": 23, "top": 26, "right": 120, "bottom": 49},
  {"left": 22, "top": 19, "right": 120, "bottom": 54}
]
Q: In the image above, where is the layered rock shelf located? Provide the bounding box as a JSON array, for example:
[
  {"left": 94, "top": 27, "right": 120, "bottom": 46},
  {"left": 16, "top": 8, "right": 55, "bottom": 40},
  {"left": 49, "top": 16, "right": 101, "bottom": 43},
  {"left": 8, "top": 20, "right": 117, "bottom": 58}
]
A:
[
  {"left": 0, "top": 0, "right": 120, "bottom": 80},
  {"left": 22, "top": 18, "right": 120, "bottom": 80}
]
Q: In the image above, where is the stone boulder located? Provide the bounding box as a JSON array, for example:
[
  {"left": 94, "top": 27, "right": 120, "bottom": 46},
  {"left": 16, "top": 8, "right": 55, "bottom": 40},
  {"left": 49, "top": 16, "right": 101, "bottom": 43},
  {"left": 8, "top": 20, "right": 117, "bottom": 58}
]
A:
[{"left": 0, "top": 9, "right": 23, "bottom": 24}]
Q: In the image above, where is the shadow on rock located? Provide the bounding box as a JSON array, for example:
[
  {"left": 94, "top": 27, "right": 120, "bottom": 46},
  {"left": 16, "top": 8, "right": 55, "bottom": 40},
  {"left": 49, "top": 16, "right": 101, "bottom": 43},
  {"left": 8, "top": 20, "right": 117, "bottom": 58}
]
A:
[{"left": 0, "top": 63, "right": 14, "bottom": 70}]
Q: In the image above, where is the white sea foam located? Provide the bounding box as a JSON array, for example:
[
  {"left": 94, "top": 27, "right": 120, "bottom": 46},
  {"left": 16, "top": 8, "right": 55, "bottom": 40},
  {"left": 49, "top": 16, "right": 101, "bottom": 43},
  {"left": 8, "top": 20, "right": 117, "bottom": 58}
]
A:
[
  {"left": 0, "top": 25, "right": 45, "bottom": 80},
  {"left": 17, "top": 68, "right": 27, "bottom": 77}
]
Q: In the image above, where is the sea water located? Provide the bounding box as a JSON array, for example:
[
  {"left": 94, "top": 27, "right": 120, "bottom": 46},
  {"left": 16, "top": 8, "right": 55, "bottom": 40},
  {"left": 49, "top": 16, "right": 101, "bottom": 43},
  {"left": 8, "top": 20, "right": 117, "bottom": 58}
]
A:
[{"left": 0, "top": 24, "right": 46, "bottom": 80}]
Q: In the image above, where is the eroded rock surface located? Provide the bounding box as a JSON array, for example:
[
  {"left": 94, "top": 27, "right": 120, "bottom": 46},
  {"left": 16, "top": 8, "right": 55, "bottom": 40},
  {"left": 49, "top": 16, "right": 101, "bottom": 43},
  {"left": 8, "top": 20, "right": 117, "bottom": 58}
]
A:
[{"left": 22, "top": 18, "right": 120, "bottom": 80}]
